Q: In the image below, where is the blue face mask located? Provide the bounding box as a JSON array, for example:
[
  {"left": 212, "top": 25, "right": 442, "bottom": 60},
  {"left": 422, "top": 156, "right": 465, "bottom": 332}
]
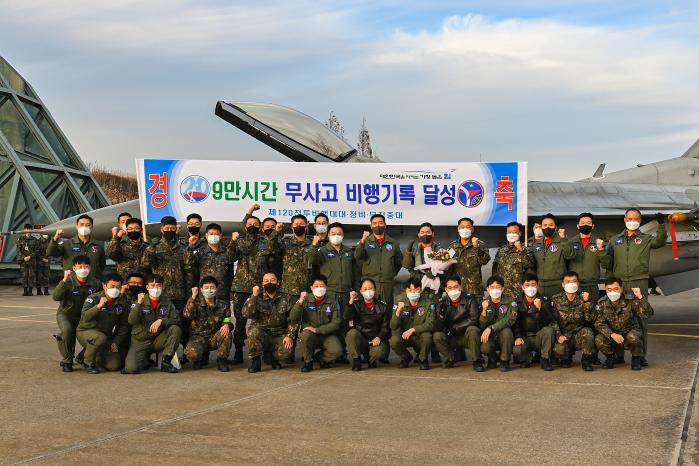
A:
[{"left": 407, "top": 292, "right": 421, "bottom": 302}]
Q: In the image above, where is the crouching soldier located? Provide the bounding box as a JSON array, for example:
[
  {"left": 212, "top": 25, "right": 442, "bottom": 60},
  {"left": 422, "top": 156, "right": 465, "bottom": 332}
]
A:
[
  {"left": 433, "top": 276, "right": 483, "bottom": 371},
  {"left": 183, "top": 276, "right": 233, "bottom": 372},
  {"left": 512, "top": 273, "right": 556, "bottom": 371},
  {"left": 390, "top": 278, "right": 436, "bottom": 370},
  {"left": 76, "top": 273, "right": 130, "bottom": 373},
  {"left": 243, "top": 272, "right": 298, "bottom": 373},
  {"left": 551, "top": 271, "right": 596, "bottom": 371},
  {"left": 52, "top": 255, "right": 100, "bottom": 372},
  {"left": 123, "top": 274, "right": 182, "bottom": 374},
  {"left": 290, "top": 274, "right": 343, "bottom": 372},
  {"left": 479, "top": 275, "right": 517, "bottom": 372},
  {"left": 344, "top": 278, "right": 390, "bottom": 371},
  {"left": 595, "top": 277, "right": 652, "bottom": 370}
]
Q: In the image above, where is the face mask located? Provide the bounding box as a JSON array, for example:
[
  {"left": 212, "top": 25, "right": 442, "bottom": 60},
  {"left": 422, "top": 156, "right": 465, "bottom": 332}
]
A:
[
  {"left": 372, "top": 226, "right": 386, "bottom": 236},
  {"left": 246, "top": 226, "right": 260, "bottom": 235},
  {"left": 312, "top": 287, "right": 326, "bottom": 298},
  {"left": 75, "top": 268, "right": 90, "bottom": 279},
  {"left": 105, "top": 288, "right": 120, "bottom": 299},
  {"left": 488, "top": 288, "right": 503, "bottom": 300},
  {"left": 420, "top": 235, "right": 433, "bottom": 244},
  {"left": 543, "top": 227, "right": 556, "bottom": 238},
  {"left": 447, "top": 289, "right": 462, "bottom": 301},
  {"left": 202, "top": 289, "right": 217, "bottom": 299},
  {"left": 263, "top": 228, "right": 274, "bottom": 237},
  {"left": 32, "top": 233, "right": 40, "bottom": 239},
  {"left": 329, "top": 235, "right": 343, "bottom": 246},
  {"left": 263, "top": 283, "right": 278, "bottom": 294},
  {"left": 207, "top": 235, "right": 221, "bottom": 245},
  {"left": 607, "top": 291, "right": 622, "bottom": 302},
  {"left": 129, "top": 285, "right": 146, "bottom": 295},
  {"left": 361, "top": 290, "right": 375, "bottom": 300},
  {"left": 315, "top": 224, "right": 328, "bottom": 234},
  {"left": 77, "top": 226, "right": 91, "bottom": 236},
  {"left": 563, "top": 282, "right": 579, "bottom": 294},
  {"left": 188, "top": 226, "right": 201, "bottom": 236},
  {"left": 625, "top": 221, "right": 641, "bottom": 231},
  {"left": 523, "top": 286, "right": 538, "bottom": 298},
  {"left": 127, "top": 231, "right": 141, "bottom": 241},
  {"left": 292, "top": 226, "right": 306, "bottom": 236},
  {"left": 506, "top": 233, "right": 520, "bottom": 243},
  {"left": 458, "top": 228, "right": 472, "bottom": 239},
  {"left": 148, "top": 287, "right": 163, "bottom": 298},
  {"left": 578, "top": 225, "right": 593, "bottom": 235},
  {"left": 162, "top": 230, "right": 176, "bottom": 241},
  {"left": 407, "top": 291, "right": 421, "bottom": 302}
]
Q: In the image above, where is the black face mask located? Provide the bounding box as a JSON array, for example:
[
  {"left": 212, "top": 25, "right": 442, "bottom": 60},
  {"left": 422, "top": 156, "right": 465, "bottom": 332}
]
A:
[
  {"left": 162, "top": 230, "right": 176, "bottom": 241},
  {"left": 578, "top": 225, "right": 593, "bottom": 235},
  {"left": 246, "top": 226, "right": 260, "bottom": 235},
  {"left": 263, "top": 283, "right": 278, "bottom": 293},
  {"left": 542, "top": 227, "right": 556, "bottom": 238},
  {"left": 263, "top": 228, "right": 274, "bottom": 237},
  {"left": 127, "top": 231, "right": 141, "bottom": 241},
  {"left": 372, "top": 226, "right": 386, "bottom": 236},
  {"left": 188, "top": 226, "right": 201, "bottom": 236},
  {"left": 292, "top": 226, "right": 306, "bottom": 236},
  {"left": 420, "top": 235, "right": 433, "bottom": 244},
  {"left": 129, "top": 285, "right": 146, "bottom": 295}
]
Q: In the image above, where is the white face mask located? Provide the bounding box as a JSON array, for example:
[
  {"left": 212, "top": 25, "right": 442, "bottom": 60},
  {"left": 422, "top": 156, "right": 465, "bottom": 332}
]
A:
[
  {"left": 329, "top": 235, "right": 343, "bottom": 246},
  {"left": 533, "top": 227, "right": 543, "bottom": 238},
  {"left": 75, "top": 268, "right": 90, "bottom": 279},
  {"left": 523, "top": 286, "right": 538, "bottom": 298},
  {"left": 105, "top": 287, "right": 120, "bottom": 299},
  {"left": 148, "top": 287, "right": 163, "bottom": 298},
  {"left": 563, "top": 282, "right": 579, "bottom": 294},
  {"left": 506, "top": 233, "right": 520, "bottom": 243},
  {"left": 488, "top": 288, "right": 503, "bottom": 300},
  {"left": 312, "top": 287, "right": 327, "bottom": 298},
  {"left": 625, "top": 221, "right": 641, "bottom": 231},
  {"left": 77, "top": 226, "right": 92, "bottom": 236},
  {"left": 207, "top": 234, "right": 221, "bottom": 245},
  {"left": 202, "top": 289, "right": 217, "bottom": 299},
  {"left": 361, "top": 290, "right": 375, "bottom": 300},
  {"left": 315, "top": 224, "right": 328, "bottom": 234},
  {"left": 607, "top": 291, "right": 622, "bottom": 302},
  {"left": 458, "top": 228, "right": 472, "bottom": 239},
  {"left": 407, "top": 291, "right": 421, "bottom": 302},
  {"left": 447, "top": 289, "right": 462, "bottom": 301}
]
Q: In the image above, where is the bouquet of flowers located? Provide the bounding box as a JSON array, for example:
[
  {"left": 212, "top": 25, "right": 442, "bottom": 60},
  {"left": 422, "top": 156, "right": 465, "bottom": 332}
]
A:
[{"left": 416, "top": 249, "right": 456, "bottom": 292}]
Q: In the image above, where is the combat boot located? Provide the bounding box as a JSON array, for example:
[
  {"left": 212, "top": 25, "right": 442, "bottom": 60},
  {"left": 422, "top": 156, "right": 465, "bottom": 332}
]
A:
[
  {"left": 247, "top": 356, "right": 261, "bottom": 373},
  {"left": 442, "top": 359, "right": 454, "bottom": 369},
  {"left": 22, "top": 287, "right": 29, "bottom": 296},
  {"left": 270, "top": 358, "right": 282, "bottom": 370},
  {"left": 581, "top": 355, "right": 593, "bottom": 372},
  {"left": 454, "top": 348, "right": 467, "bottom": 362},
  {"left": 641, "top": 357, "right": 649, "bottom": 367},
  {"left": 87, "top": 364, "right": 101, "bottom": 374},
  {"left": 217, "top": 357, "right": 230, "bottom": 372},
  {"left": 473, "top": 360, "right": 485, "bottom": 372},
  {"left": 631, "top": 356, "right": 642, "bottom": 371},
  {"left": 75, "top": 349, "right": 87, "bottom": 368},
  {"left": 399, "top": 358, "right": 410, "bottom": 369},
  {"left": 231, "top": 344, "right": 244, "bottom": 365},
  {"left": 44, "top": 287, "right": 49, "bottom": 295},
  {"left": 60, "top": 362, "right": 73, "bottom": 372},
  {"left": 352, "top": 358, "right": 362, "bottom": 372},
  {"left": 36, "top": 287, "right": 43, "bottom": 295},
  {"left": 301, "top": 361, "right": 313, "bottom": 372},
  {"left": 613, "top": 353, "right": 625, "bottom": 364},
  {"left": 541, "top": 358, "right": 553, "bottom": 371},
  {"left": 486, "top": 356, "right": 497, "bottom": 370},
  {"left": 160, "top": 355, "right": 179, "bottom": 373},
  {"left": 420, "top": 360, "right": 429, "bottom": 370},
  {"left": 561, "top": 357, "right": 572, "bottom": 368},
  {"left": 431, "top": 349, "right": 441, "bottom": 363},
  {"left": 603, "top": 354, "right": 614, "bottom": 369},
  {"left": 499, "top": 361, "right": 511, "bottom": 372}
]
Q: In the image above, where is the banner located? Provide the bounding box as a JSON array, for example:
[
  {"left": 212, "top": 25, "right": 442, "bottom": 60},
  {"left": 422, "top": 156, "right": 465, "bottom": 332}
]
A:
[{"left": 136, "top": 159, "right": 527, "bottom": 226}]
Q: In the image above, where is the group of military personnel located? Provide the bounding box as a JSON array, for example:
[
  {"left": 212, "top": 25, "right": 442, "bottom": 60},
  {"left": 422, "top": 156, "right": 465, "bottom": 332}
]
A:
[
  {"left": 40, "top": 203, "right": 665, "bottom": 374},
  {"left": 15, "top": 224, "right": 52, "bottom": 296}
]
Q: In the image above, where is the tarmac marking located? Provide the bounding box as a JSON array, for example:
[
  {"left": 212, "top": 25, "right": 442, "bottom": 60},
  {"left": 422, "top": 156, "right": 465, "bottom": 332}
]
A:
[
  {"left": 672, "top": 353, "right": 699, "bottom": 465},
  {"left": 0, "top": 313, "right": 54, "bottom": 319},
  {"left": 0, "top": 318, "right": 54, "bottom": 324},
  {"left": 9, "top": 371, "right": 345, "bottom": 465},
  {"left": 0, "top": 305, "right": 55, "bottom": 310},
  {"left": 650, "top": 332, "right": 699, "bottom": 340},
  {"left": 650, "top": 324, "right": 699, "bottom": 327}
]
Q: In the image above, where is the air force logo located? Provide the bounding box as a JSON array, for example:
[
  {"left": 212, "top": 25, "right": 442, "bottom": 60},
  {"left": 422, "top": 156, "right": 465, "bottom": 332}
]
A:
[{"left": 457, "top": 180, "right": 484, "bottom": 208}]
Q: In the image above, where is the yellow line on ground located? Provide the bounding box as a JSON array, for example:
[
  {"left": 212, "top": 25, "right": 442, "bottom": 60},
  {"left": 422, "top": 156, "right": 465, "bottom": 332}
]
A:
[
  {"left": 0, "top": 318, "right": 54, "bottom": 324},
  {"left": 649, "top": 323, "right": 699, "bottom": 327},
  {"left": 649, "top": 332, "right": 699, "bottom": 339},
  {"left": 0, "top": 305, "right": 55, "bottom": 310},
  {"left": 1, "top": 313, "right": 55, "bottom": 319}
]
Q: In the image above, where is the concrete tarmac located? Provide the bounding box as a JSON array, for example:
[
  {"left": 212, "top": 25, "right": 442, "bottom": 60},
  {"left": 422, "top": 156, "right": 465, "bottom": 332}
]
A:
[{"left": 1, "top": 285, "right": 699, "bottom": 465}]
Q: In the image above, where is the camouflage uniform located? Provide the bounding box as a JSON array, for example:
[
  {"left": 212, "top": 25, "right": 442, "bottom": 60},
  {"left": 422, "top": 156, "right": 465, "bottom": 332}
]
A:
[
  {"left": 279, "top": 236, "right": 313, "bottom": 297},
  {"left": 106, "top": 237, "right": 150, "bottom": 278},
  {"left": 551, "top": 293, "right": 596, "bottom": 360},
  {"left": 448, "top": 239, "right": 491, "bottom": 298},
  {"left": 479, "top": 296, "right": 517, "bottom": 364},
  {"left": 76, "top": 291, "right": 131, "bottom": 370},
  {"left": 47, "top": 236, "right": 106, "bottom": 278},
  {"left": 142, "top": 237, "right": 189, "bottom": 304},
  {"left": 290, "top": 294, "right": 343, "bottom": 363},
  {"left": 594, "top": 296, "right": 653, "bottom": 357},
  {"left": 124, "top": 296, "right": 182, "bottom": 373},
  {"left": 492, "top": 244, "right": 535, "bottom": 299},
  {"left": 16, "top": 234, "right": 38, "bottom": 288},
  {"left": 183, "top": 295, "right": 233, "bottom": 361},
  {"left": 184, "top": 243, "right": 237, "bottom": 301},
  {"left": 243, "top": 292, "right": 298, "bottom": 362},
  {"left": 35, "top": 235, "right": 51, "bottom": 290},
  {"left": 389, "top": 295, "right": 436, "bottom": 363}
]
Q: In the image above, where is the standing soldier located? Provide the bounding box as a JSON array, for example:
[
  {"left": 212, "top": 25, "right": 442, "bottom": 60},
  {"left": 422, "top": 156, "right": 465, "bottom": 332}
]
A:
[
  {"left": 568, "top": 213, "right": 606, "bottom": 302},
  {"left": 183, "top": 276, "right": 233, "bottom": 372},
  {"left": 390, "top": 278, "right": 436, "bottom": 370},
  {"left": 47, "top": 214, "right": 106, "bottom": 278},
  {"left": 528, "top": 213, "right": 575, "bottom": 297},
  {"left": 550, "top": 272, "right": 596, "bottom": 371},
  {"left": 290, "top": 275, "right": 343, "bottom": 372},
  {"left": 512, "top": 273, "right": 555, "bottom": 371},
  {"left": 184, "top": 213, "right": 206, "bottom": 251},
  {"left": 243, "top": 272, "right": 298, "bottom": 373},
  {"left": 595, "top": 277, "right": 653, "bottom": 370},
  {"left": 16, "top": 224, "right": 38, "bottom": 296},
  {"left": 107, "top": 217, "right": 149, "bottom": 278},
  {"left": 52, "top": 255, "right": 100, "bottom": 372},
  {"left": 35, "top": 234, "right": 50, "bottom": 295},
  {"left": 402, "top": 222, "right": 443, "bottom": 296},
  {"left": 479, "top": 276, "right": 517, "bottom": 372},
  {"left": 279, "top": 214, "right": 313, "bottom": 300},
  {"left": 344, "top": 278, "right": 391, "bottom": 371},
  {"left": 354, "top": 214, "right": 402, "bottom": 311},
  {"left": 184, "top": 223, "right": 237, "bottom": 302},
  {"left": 492, "top": 222, "right": 535, "bottom": 298},
  {"left": 448, "top": 217, "right": 490, "bottom": 298},
  {"left": 76, "top": 273, "right": 131, "bottom": 373},
  {"left": 600, "top": 208, "right": 667, "bottom": 366}
]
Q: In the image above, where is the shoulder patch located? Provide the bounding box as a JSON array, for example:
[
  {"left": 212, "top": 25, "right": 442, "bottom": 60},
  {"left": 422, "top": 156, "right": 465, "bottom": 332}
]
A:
[
  {"left": 85, "top": 297, "right": 94, "bottom": 304},
  {"left": 385, "top": 243, "right": 393, "bottom": 251}
]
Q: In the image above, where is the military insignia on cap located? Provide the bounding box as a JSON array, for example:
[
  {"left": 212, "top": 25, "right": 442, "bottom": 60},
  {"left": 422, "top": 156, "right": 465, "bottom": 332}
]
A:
[{"left": 634, "top": 237, "right": 642, "bottom": 245}]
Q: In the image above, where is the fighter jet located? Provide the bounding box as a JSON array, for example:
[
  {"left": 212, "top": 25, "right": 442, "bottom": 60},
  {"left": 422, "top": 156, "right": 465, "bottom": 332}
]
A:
[{"left": 36, "top": 101, "right": 699, "bottom": 294}]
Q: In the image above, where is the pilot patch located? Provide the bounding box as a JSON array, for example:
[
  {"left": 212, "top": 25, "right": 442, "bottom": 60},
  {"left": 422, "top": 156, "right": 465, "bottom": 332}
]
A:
[
  {"left": 615, "top": 239, "right": 624, "bottom": 245},
  {"left": 589, "top": 245, "right": 597, "bottom": 252},
  {"left": 385, "top": 243, "right": 393, "bottom": 251},
  {"left": 573, "top": 243, "right": 580, "bottom": 251},
  {"left": 114, "top": 305, "right": 124, "bottom": 315},
  {"left": 499, "top": 305, "right": 508, "bottom": 314},
  {"left": 367, "top": 243, "right": 377, "bottom": 249},
  {"left": 91, "top": 245, "right": 100, "bottom": 253},
  {"left": 549, "top": 244, "right": 558, "bottom": 252},
  {"left": 159, "top": 306, "right": 169, "bottom": 316},
  {"left": 325, "top": 305, "right": 333, "bottom": 315},
  {"left": 71, "top": 246, "right": 82, "bottom": 252},
  {"left": 327, "top": 252, "right": 336, "bottom": 258},
  {"left": 417, "top": 307, "right": 425, "bottom": 316},
  {"left": 534, "top": 245, "right": 542, "bottom": 252}
]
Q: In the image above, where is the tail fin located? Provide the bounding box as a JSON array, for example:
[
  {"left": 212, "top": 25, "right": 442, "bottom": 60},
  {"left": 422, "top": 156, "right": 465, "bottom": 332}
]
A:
[{"left": 681, "top": 139, "right": 699, "bottom": 158}]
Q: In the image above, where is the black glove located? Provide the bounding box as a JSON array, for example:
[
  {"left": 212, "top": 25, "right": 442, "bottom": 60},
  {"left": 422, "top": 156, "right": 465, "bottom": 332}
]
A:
[{"left": 655, "top": 212, "right": 665, "bottom": 224}]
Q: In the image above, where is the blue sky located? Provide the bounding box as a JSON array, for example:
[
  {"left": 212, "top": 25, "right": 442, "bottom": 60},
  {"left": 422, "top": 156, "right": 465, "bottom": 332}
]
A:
[{"left": 1, "top": 0, "right": 698, "bottom": 180}]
